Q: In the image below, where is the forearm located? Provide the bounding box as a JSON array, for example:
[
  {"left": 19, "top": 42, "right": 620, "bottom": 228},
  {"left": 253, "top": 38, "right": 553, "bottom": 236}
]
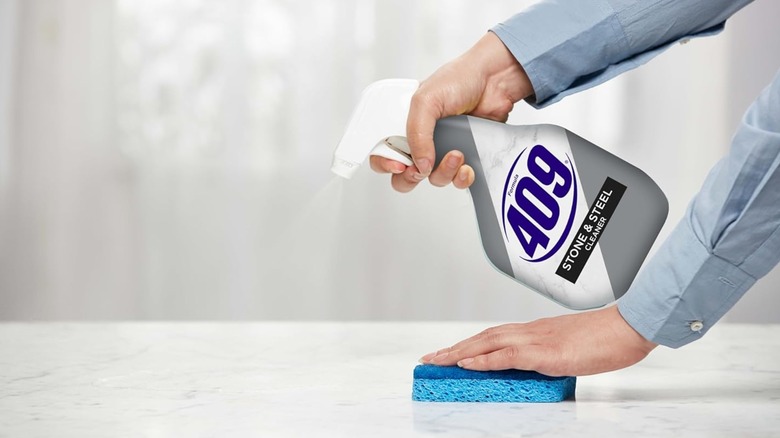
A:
[{"left": 619, "top": 70, "right": 780, "bottom": 348}]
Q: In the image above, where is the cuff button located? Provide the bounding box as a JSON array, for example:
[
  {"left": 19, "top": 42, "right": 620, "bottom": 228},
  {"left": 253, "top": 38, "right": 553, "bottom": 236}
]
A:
[{"left": 690, "top": 321, "right": 704, "bottom": 332}]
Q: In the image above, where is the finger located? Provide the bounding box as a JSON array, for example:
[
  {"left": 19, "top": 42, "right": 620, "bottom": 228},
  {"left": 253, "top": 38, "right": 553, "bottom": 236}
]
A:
[
  {"left": 406, "top": 91, "right": 442, "bottom": 178},
  {"left": 369, "top": 156, "right": 406, "bottom": 175},
  {"left": 457, "top": 346, "right": 543, "bottom": 372},
  {"left": 452, "top": 165, "right": 475, "bottom": 189},
  {"left": 428, "top": 151, "right": 464, "bottom": 187},
  {"left": 427, "top": 330, "right": 531, "bottom": 367},
  {"left": 447, "top": 323, "right": 526, "bottom": 351},
  {"left": 420, "top": 323, "right": 524, "bottom": 363},
  {"left": 390, "top": 164, "right": 426, "bottom": 193}
]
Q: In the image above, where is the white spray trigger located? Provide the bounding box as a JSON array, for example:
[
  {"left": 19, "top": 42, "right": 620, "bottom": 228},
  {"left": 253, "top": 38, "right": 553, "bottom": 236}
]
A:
[
  {"left": 370, "top": 136, "right": 413, "bottom": 166},
  {"left": 332, "top": 79, "right": 419, "bottom": 179}
]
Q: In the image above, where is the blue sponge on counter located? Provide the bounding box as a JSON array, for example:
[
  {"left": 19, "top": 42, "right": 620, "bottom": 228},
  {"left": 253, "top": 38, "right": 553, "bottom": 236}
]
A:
[{"left": 412, "top": 364, "right": 575, "bottom": 403}]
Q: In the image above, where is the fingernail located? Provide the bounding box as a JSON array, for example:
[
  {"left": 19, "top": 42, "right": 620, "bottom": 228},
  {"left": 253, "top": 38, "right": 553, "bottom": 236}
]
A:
[
  {"left": 390, "top": 164, "right": 404, "bottom": 174},
  {"left": 429, "top": 351, "right": 449, "bottom": 364},
  {"left": 412, "top": 172, "right": 425, "bottom": 181},
  {"left": 417, "top": 158, "right": 432, "bottom": 176},
  {"left": 458, "top": 167, "right": 469, "bottom": 181},
  {"left": 457, "top": 358, "right": 474, "bottom": 368},
  {"left": 419, "top": 352, "right": 437, "bottom": 363},
  {"left": 446, "top": 153, "right": 461, "bottom": 169}
]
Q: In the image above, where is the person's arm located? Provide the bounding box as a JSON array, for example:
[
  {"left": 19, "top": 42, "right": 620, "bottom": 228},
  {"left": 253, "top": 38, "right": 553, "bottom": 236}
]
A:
[
  {"left": 374, "top": 0, "right": 754, "bottom": 189},
  {"left": 619, "top": 70, "right": 780, "bottom": 348},
  {"left": 409, "top": 0, "right": 778, "bottom": 375},
  {"left": 421, "top": 71, "right": 780, "bottom": 374},
  {"left": 369, "top": 32, "right": 531, "bottom": 192},
  {"left": 493, "top": 0, "right": 753, "bottom": 107}
]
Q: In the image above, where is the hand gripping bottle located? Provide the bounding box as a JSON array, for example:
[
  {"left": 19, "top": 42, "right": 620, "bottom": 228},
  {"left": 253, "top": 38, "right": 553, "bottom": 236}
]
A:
[{"left": 332, "top": 79, "right": 667, "bottom": 310}]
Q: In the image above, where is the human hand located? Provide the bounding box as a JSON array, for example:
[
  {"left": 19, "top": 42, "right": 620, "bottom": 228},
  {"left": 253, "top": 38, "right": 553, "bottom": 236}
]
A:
[
  {"left": 419, "top": 306, "right": 657, "bottom": 376},
  {"left": 369, "top": 32, "right": 533, "bottom": 193}
]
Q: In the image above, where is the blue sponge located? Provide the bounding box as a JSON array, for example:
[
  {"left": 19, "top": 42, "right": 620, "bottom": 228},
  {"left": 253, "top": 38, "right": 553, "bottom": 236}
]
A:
[{"left": 412, "top": 365, "right": 576, "bottom": 403}]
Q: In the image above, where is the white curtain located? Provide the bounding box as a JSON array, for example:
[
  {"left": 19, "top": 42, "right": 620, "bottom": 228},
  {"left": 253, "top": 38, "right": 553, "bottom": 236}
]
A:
[{"left": 0, "top": 0, "right": 777, "bottom": 321}]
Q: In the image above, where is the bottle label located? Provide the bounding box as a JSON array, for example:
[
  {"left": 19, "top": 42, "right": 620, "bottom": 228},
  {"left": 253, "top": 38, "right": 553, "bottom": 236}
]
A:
[
  {"left": 501, "top": 144, "right": 578, "bottom": 263},
  {"left": 555, "top": 177, "right": 626, "bottom": 283},
  {"left": 432, "top": 115, "right": 667, "bottom": 309},
  {"left": 470, "top": 120, "right": 615, "bottom": 309}
]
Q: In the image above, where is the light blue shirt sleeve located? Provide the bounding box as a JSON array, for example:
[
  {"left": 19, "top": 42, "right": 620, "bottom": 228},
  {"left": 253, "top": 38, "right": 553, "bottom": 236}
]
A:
[
  {"left": 492, "top": 0, "right": 752, "bottom": 107},
  {"left": 620, "top": 73, "right": 780, "bottom": 347},
  {"left": 491, "top": 0, "right": 780, "bottom": 348}
]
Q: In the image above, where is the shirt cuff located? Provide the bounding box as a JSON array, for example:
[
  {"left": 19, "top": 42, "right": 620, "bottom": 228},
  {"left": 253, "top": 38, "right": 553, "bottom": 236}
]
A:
[
  {"left": 617, "top": 216, "right": 756, "bottom": 349},
  {"left": 491, "top": 6, "right": 723, "bottom": 108}
]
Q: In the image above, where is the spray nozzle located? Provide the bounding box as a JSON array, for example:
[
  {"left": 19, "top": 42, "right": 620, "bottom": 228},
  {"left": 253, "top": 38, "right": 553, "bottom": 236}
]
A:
[{"left": 331, "top": 79, "right": 420, "bottom": 179}]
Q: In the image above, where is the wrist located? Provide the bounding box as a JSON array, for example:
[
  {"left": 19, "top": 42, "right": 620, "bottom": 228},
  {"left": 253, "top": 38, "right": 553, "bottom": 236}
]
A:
[
  {"left": 467, "top": 32, "right": 533, "bottom": 102},
  {"left": 610, "top": 305, "right": 657, "bottom": 354}
]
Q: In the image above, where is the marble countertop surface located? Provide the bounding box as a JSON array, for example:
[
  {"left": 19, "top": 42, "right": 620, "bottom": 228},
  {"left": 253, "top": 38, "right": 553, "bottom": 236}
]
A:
[{"left": 1, "top": 322, "right": 778, "bottom": 437}]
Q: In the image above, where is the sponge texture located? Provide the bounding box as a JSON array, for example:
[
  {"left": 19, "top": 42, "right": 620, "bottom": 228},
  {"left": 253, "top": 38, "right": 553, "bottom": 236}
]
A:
[{"left": 412, "top": 365, "right": 575, "bottom": 403}]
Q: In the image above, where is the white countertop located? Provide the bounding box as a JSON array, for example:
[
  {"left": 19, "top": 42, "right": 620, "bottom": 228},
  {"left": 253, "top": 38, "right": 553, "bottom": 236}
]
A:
[{"left": 1, "top": 322, "right": 778, "bottom": 437}]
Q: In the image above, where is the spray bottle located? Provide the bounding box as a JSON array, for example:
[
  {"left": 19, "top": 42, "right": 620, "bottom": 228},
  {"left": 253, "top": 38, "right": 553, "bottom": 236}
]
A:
[{"left": 332, "top": 79, "right": 667, "bottom": 310}]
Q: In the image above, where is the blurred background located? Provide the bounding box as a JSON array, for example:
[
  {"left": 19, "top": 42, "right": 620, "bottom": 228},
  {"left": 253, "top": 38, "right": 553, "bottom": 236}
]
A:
[{"left": 0, "top": 0, "right": 777, "bottom": 322}]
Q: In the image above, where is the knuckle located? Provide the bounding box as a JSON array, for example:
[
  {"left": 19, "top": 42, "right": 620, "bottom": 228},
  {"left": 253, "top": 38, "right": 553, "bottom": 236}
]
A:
[
  {"left": 410, "top": 92, "right": 441, "bottom": 120},
  {"left": 480, "top": 327, "right": 498, "bottom": 336},
  {"left": 502, "top": 346, "right": 520, "bottom": 360},
  {"left": 411, "top": 90, "right": 433, "bottom": 108},
  {"left": 480, "top": 325, "right": 507, "bottom": 338},
  {"left": 485, "top": 333, "right": 504, "bottom": 348},
  {"left": 403, "top": 172, "right": 421, "bottom": 185},
  {"left": 396, "top": 168, "right": 412, "bottom": 182},
  {"left": 496, "top": 100, "right": 514, "bottom": 118},
  {"left": 473, "top": 355, "right": 489, "bottom": 367},
  {"left": 475, "top": 329, "right": 492, "bottom": 340}
]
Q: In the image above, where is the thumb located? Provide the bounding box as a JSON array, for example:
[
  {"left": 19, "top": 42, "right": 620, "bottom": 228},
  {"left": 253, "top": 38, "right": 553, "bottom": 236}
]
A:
[{"left": 406, "top": 92, "right": 441, "bottom": 177}]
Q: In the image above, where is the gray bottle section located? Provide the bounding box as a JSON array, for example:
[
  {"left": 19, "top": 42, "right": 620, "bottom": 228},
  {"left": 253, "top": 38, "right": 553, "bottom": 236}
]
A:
[
  {"left": 565, "top": 130, "right": 668, "bottom": 298},
  {"left": 433, "top": 116, "right": 514, "bottom": 279},
  {"left": 432, "top": 117, "right": 668, "bottom": 302}
]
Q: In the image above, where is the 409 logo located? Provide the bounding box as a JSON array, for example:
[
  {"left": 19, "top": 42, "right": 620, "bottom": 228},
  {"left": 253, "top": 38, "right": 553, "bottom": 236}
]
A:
[{"left": 501, "top": 144, "right": 578, "bottom": 262}]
